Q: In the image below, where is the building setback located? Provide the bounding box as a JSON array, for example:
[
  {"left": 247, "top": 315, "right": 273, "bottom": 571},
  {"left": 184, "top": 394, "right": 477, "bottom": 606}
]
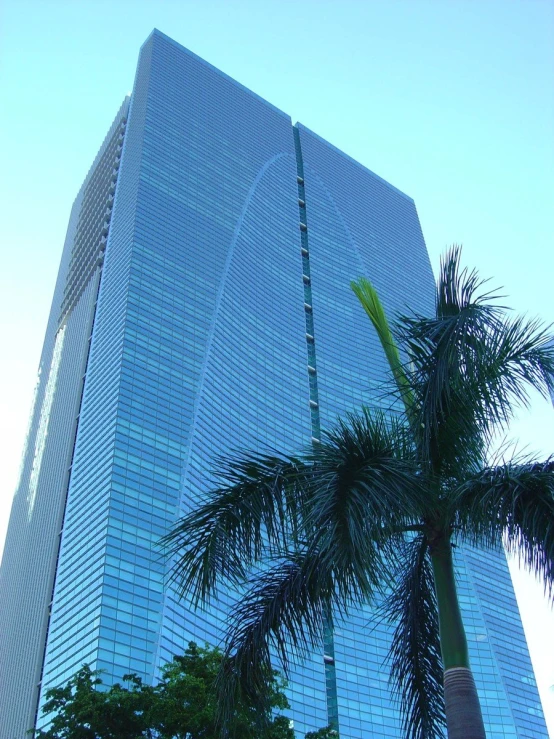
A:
[{"left": 0, "top": 29, "right": 548, "bottom": 739}]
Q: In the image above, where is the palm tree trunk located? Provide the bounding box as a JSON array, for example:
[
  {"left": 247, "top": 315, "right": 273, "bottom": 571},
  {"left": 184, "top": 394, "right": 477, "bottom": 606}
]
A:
[{"left": 430, "top": 538, "right": 486, "bottom": 739}]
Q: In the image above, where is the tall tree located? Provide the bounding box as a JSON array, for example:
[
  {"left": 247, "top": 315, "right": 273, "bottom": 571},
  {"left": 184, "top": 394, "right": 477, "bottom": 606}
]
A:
[{"left": 165, "top": 248, "right": 554, "bottom": 739}]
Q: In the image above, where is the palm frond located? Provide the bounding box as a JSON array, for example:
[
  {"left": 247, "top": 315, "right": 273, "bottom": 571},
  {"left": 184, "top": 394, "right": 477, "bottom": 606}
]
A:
[
  {"left": 380, "top": 535, "right": 446, "bottom": 739},
  {"left": 164, "top": 408, "right": 426, "bottom": 606},
  {"left": 455, "top": 460, "right": 554, "bottom": 596},
  {"left": 396, "top": 247, "right": 554, "bottom": 473},
  {"left": 351, "top": 277, "right": 415, "bottom": 418},
  {"left": 162, "top": 454, "right": 309, "bottom": 604},
  {"left": 308, "top": 408, "right": 427, "bottom": 598},
  {"left": 475, "top": 312, "right": 554, "bottom": 418},
  {"left": 436, "top": 244, "right": 503, "bottom": 320},
  {"left": 217, "top": 547, "right": 338, "bottom": 729}
]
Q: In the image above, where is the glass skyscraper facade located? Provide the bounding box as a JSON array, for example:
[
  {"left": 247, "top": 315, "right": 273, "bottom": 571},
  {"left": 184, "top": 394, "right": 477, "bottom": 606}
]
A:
[{"left": 0, "top": 29, "right": 548, "bottom": 739}]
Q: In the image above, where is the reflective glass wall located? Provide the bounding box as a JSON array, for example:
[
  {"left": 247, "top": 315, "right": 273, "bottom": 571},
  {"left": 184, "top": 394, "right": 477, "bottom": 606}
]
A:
[{"left": 23, "top": 30, "right": 547, "bottom": 739}]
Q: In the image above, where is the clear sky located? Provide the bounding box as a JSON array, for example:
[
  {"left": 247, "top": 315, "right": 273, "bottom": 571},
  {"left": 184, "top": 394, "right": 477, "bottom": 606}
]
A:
[{"left": 1, "top": 0, "right": 553, "bottom": 730}]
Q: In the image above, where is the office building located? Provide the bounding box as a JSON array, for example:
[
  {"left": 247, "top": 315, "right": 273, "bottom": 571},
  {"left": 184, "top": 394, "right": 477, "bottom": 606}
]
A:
[{"left": 0, "top": 30, "right": 547, "bottom": 738}]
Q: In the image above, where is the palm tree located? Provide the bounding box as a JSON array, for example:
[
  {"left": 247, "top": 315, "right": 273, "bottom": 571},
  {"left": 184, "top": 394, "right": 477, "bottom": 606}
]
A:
[{"left": 164, "top": 247, "right": 554, "bottom": 739}]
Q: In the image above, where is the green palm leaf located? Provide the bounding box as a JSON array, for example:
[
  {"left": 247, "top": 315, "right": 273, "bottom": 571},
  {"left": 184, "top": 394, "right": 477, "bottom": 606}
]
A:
[
  {"left": 162, "top": 455, "right": 309, "bottom": 604},
  {"left": 308, "top": 409, "right": 426, "bottom": 598},
  {"left": 351, "top": 277, "right": 415, "bottom": 418},
  {"left": 217, "top": 547, "right": 337, "bottom": 728},
  {"left": 455, "top": 460, "right": 554, "bottom": 596},
  {"left": 397, "top": 247, "right": 554, "bottom": 473},
  {"left": 380, "top": 534, "right": 446, "bottom": 739}
]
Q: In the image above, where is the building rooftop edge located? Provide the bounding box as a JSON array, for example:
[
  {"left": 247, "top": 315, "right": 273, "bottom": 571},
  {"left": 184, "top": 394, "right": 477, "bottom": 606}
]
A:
[
  {"left": 294, "top": 122, "right": 414, "bottom": 203},
  {"left": 139, "top": 30, "right": 414, "bottom": 204},
  {"left": 145, "top": 29, "right": 292, "bottom": 122}
]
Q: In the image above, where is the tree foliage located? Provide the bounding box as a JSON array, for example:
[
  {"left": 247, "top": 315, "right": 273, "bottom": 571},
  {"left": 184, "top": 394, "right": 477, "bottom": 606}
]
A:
[
  {"left": 304, "top": 729, "right": 339, "bottom": 739},
  {"left": 33, "top": 642, "right": 297, "bottom": 739}
]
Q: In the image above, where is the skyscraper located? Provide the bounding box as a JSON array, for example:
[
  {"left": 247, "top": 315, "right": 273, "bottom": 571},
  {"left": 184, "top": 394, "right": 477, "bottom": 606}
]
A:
[{"left": 0, "top": 29, "right": 547, "bottom": 739}]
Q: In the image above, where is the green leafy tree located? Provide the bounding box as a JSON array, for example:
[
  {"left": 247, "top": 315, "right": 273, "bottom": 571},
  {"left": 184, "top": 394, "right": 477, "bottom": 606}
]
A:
[
  {"left": 164, "top": 248, "right": 554, "bottom": 739},
  {"left": 33, "top": 642, "right": 297, "bottom": 739},
  {"left": 304, "top": 729, "right": 339, "bottom": 739},
  {"left": 33, "top": 666, "right": 153, "bottom": 739}
]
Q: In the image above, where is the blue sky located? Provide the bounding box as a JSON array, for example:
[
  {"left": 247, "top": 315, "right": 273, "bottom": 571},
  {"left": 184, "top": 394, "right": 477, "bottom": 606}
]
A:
[{"left": 1, "top": 0, "right": 553, "bottom": 729}]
